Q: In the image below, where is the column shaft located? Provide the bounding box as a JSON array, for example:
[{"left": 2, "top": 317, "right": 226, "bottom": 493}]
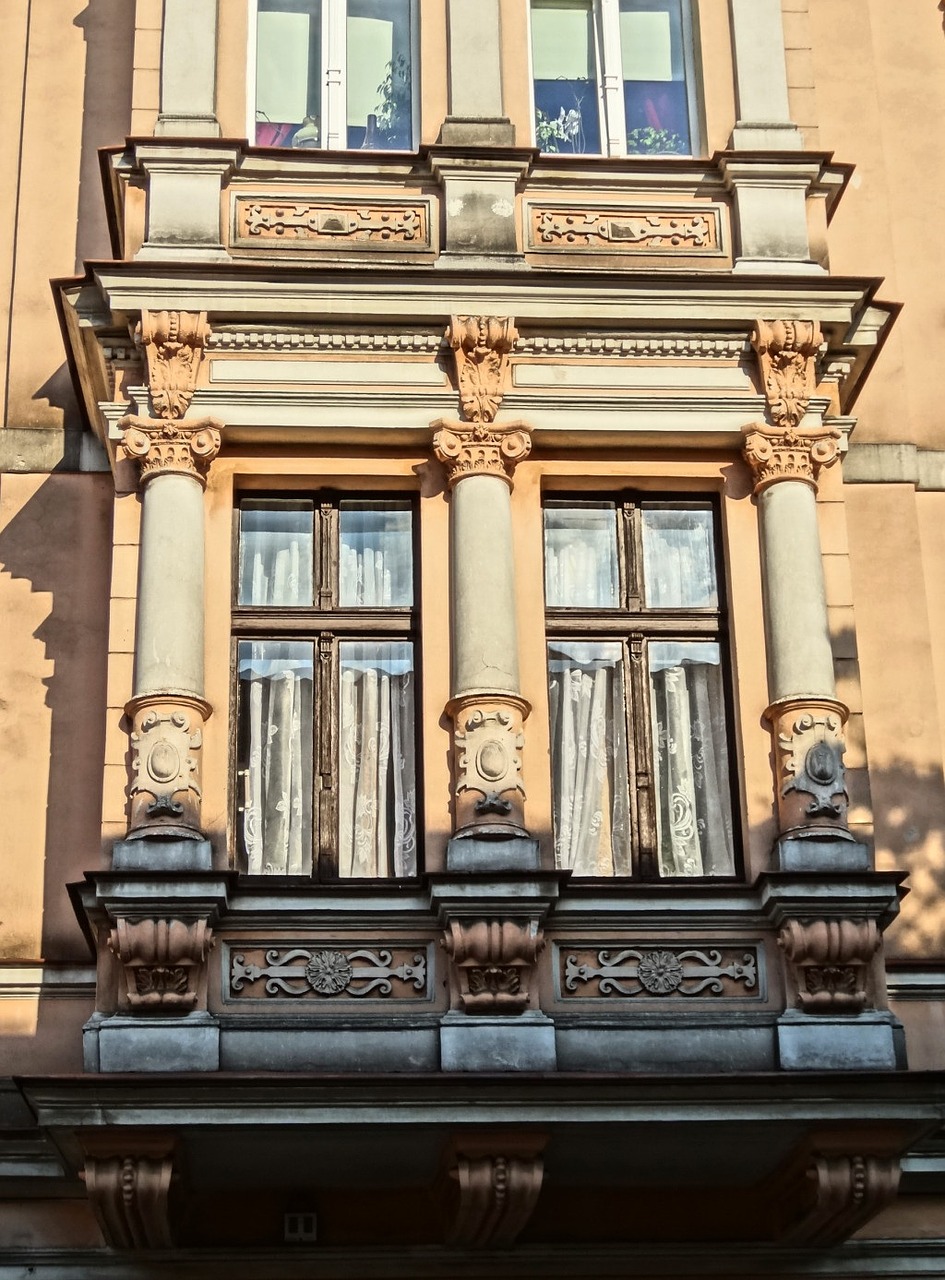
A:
[
  {"left": 156, "top": 0, "right": 221, "bottom": 136},
  {"left": 728, "top": 0, "right": 800, "bottom": 148}
]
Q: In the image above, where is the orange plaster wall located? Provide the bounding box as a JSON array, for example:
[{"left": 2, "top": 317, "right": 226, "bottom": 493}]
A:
[
  {"left": 811, "top": 0, "right": 945, "bottom": 447},
  {"left": 0, "top": 473, "right": 112, "bottom": 963}
]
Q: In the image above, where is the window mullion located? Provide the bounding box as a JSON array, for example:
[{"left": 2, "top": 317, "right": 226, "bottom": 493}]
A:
[
  {"left": 598, "top": 0, "right": 627, "bottom": 156},
  {"left": 316, "top": 632, "right": 337, "bottom": 877},
  {"left": 628, "top": 632, "right": 658, "bottom": 878},
  {"left": 323, "top": 0, "right": 346, "bottom": 149}
]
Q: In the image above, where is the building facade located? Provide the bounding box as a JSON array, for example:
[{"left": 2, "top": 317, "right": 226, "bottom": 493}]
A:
[{"left": 2, "top": 0, "right": 945, "bottom": 1273}]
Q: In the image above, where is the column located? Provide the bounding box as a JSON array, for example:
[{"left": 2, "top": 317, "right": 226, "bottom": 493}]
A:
[
  {"left": 728, "top": 0, "right": 800, "bottom": 150},
  {"left": 744, "top": 319, "right": 901, "bottom": 1071},
  {"left": 441, "top": 0, "right": 514, "bottom": 146},
  {"left": 155, "top": 0, "right": 221, "bottom": 136}
]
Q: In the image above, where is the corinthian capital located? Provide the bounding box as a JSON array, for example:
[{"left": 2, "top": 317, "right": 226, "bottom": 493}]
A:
[
  {"left": 139, "top": 310, "right": 211, "bottom": 420},
  {"left": 751, "top": 318, "right": 822, "bottom": 431},
  {"left": 742, "top": 421, "right": 840, "bottom": 494},
  {"left": 120, "top": 414, "right": 223, "bottom": 486},
  {"left": 432, "top": 419, "right": 531, "bottom": 488},
  {"left": 446, "top": 315, "right": 518, "bottom": 423}
]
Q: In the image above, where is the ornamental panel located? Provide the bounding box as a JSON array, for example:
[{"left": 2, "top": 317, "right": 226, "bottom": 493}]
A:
[
  {"left": 526, "top": 202, "right": 726, "bottom": 257},
  {"left": 224, "top": 941, "right": 432, "bottom": 1002},
  {"left": 231, "top": 195, "right": 433, "bottom": 252},
  {"left": 558, "top": 943, "right": 762, "bottom": 999}
]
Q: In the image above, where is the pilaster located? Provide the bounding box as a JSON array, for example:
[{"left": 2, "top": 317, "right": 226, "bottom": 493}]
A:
[{"left": 154, "top": 0, "right": 221, "bottom": 137}]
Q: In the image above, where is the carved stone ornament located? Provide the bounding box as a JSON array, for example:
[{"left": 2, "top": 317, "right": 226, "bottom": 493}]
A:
[
  {"left": 432, "top": 418, "right": 531, "bottom": 489},
  {"left": 779, "top": 1151, "right": 900, "bottom": 1246},
  {"left": 742, "top": 420, "right": 841, "bottom": 494},
  {"left": 443, "top": 918, "right": 544, "bottom": 1015},
  {"left": 82, "top": 1133, "right": 177, "bottom": 1250},
  {"left": 563, "top": 945, "right": 758, "bottom": 999},
  {"left": 530, "top": 205, "right": 721, "bottom": 253},
  {"left": 108, "top": 916, "right": 214, "bottom": 1012},
  {"left": 778, "top": 918, "right": 880, "bottom": 1014},
  {"left": 767, "top": 697, "right": 850, "bottom": 831},
  {"left": 445, "top": 315, "right": 518, "bottom": 424},
  {"left": 751, "top": 318, "right": 823, "bottom": 432},
  {"left": 235, "top": 196, "right": 431, "bottom": 248},
  {"left": 229, "top": 945, "right": 428, "bottom": 999},
  {"left": 444, "top": 1134, "right": 546, "bottom": 1249},
  {"left": 447, "top": 693, "right": 529, "bottom": 833},
  {"left": 126, "top": 694, "right": 211, "bottom": 835},
  {"left": 139, "top": 309, "right": 211, "bottom": 421},
  {"left": 120, "top": 414, "right": 223, "bottom": 487}
]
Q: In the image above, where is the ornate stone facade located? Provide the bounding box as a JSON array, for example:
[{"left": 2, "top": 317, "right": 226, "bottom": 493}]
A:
[{"left": 445, "top": 315, "right": 517, "bottom": 424}]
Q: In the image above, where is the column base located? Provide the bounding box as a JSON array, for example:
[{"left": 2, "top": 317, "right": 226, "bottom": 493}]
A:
[
  {"left": 777, "top": 1010, "right": 904, "bottom": 1072},
  {"left": 446, "top": 833, "right": 541, "bottom": 873},
  {"left": 776, "top": 831, "right": 870, "bottom": 873},
  {"left": 84, "top": 1011, "right": 220, "bottom": 1073},
  {"left": 112, "top": 835, "right": 212, "bottom": 872},
  {"left": 440, "top": 1011, "right": 557, "bottom": 1072}
]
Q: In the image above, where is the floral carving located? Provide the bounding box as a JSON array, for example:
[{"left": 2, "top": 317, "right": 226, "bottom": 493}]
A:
[
  {"left": 229, "top": 946, "right": 428, "bottom": 999},
  {"left": 751, "top": 319, "right": 823, "bottom": 432},
  {"left": 778, "top": 918, "right": 880, "bottom": 1014},
  {"left": 432, "top": 420, "right": 532, "bottom": 488},
  {"left": 138, "top": 310, "right": 211, "bottom": 421},
  {"left": 127, "top": 695, "right": 211, "bottom": 835},
  {"left": 446, "top": 316, "right": 518, "bottom": 423},
  {"left": 448, "top": 695, "right": 529, "bottom": 833},
  {"left": 742, "top": 421, "right": 841, "bottom": 494},
  {"left": 636, "top": 950, "right": 685, "bottom": 994},
  {"left": 120, "top": 415, "right": 223, "bottom": 486},
  {"left": 532, "top": 207, "right": 719, "bottom": 252},
  {"left": 443, "top": 919, "right": 545, "bottom": 1015},
  {"left": 563, "top": 946, "right": 758, "bottom": 998},
  {"left": 237, "top": 198, "right": 429, "bottom": 247},
  {"left": 109, "top": 917, "right": 214, "bottom": 1012}
]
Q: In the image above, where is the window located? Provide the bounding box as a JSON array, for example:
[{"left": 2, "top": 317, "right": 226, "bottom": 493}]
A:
[
  {"left": 544, "top": 497, "right": 735, "bottom": 878},
  {"left": 252, "top": 0, "right": 415, "bottom": 150},
  {"left": 235, "top": 496, "right": 418, "bottom": 878},
  {"left": 530, "top": 0, "right": 695, "bottom": 156}
]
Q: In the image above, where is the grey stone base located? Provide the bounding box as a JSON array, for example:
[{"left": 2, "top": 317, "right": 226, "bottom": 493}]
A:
[
  {"left": 440, "top": 1011, "right": 557, "bottom": 1072},
  {"left": 112, "top": 835, "right": 212, "bottom": 872},
  {"left": 555, "top": 1023, "right": 775, "bottom": 1073},
  {"left": 220, "top": 1025, "right": 438, "bottom": 1072},
  {"left": 777, "top": 1011, "right": 902, "bottom": 1071},
  {"left": 777, "top": 832, "right": 870, "bottom": 873},
  {"left": 86, "top": 1012, "right": 220, "bottom": 1073},
  {"left": 438, "top": 117, "right": 516, "bottom": 146},
  {"left": 445, "top": 834, "right": 541, "bottom": 873}
]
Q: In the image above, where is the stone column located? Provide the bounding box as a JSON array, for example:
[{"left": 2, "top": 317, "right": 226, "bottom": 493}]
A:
[
  {"left": 117, "top": 311, "right": 222, "bottom": 861},
  {"left": 155, "top": 0, "right": 221, "bottom": 136},
  {"left": 728, "top": 0, "right": 800, "bottom": 151},
  {"left": 441, "top": 0, "right": 514, "bottom": 146}
]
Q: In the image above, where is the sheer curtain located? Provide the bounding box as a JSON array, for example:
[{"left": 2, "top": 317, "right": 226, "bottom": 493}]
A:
[{"left": 649, "top": 644, "right": 734, "bottom": 876}]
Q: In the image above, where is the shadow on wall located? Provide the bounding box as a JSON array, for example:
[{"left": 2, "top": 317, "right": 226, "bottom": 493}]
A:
[
  {"left": 871, "top": 760, "right": 945, "bottom": 962},
  {"left": 73, "top": 0, "right": 135, "bottom": 268},
  {"left": 0, "top": 474, "right": 113, "bottom": 962}
]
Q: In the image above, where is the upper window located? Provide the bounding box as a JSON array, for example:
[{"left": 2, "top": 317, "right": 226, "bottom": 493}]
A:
[
  {"left": 253, "top": 0, "right": 415, "bottom": 150},
  {"left": 530, "top": 0, "right": 695, "bottom": 156},
  {"left": 235, "top": 495, "right": 418, "bottom": 878},
  {"left": 544, "top": 498, "right": 735, "bottom": 878}
]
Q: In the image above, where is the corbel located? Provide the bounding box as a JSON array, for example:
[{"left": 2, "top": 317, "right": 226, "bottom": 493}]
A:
[
  {"left": 442, "top": 1132, "right": 546, "bottom": 1248},
  {"left": 81, "top": 1132, "right": 177, "bottom": 1249}
]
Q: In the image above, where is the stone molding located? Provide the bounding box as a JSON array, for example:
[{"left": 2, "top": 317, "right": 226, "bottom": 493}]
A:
[
  {"left": 109, "top": 917, "right": 214, "bottom": 1013},
  {"left": 432, "top": 419, "right": 532, "bottom": 488},
  {"left": 742, "top": 420, "right": 840, "bottom": 494},
  {"left": 444, "top": 1134, "right": 546, "bottom": 1248},
  {"left": 778, "top": 918, "right": 881, "bottom": 1015},
  {"left": 443, "top": 918, "right": 545, "bottom": 1015},
  {"left": 765, "top": 696, "right": 850, "bottom": 833},
  {"left": 445, "top": 315, "right": 517, "bottom": 423},
  {"left": 447, "top": 693, "right": 530, "bottom": 834},
  {"left": 126, "top": 694, "right": 211, "bottom": 836},
  {"left": 82, "top": 1133, "right": 177, "bottom": 1249}
]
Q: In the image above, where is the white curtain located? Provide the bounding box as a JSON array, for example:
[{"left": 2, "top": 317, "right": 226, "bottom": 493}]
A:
[
  {"left": 548, "top": 644, "right": 631, "bottom": 875},
  {"left": 649, "top": 648, "right": 734, "bottom": 876}
]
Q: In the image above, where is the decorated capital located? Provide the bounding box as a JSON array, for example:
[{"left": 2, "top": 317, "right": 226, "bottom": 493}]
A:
[
  {"left": 742, "top": 421, "right": 841, "bottom": 494},
  {"left": 120, "top": 415, "right": 223, "bottom": 486},
  {"left": 432, "top": 419, "right": 532, "bottom": 488}
]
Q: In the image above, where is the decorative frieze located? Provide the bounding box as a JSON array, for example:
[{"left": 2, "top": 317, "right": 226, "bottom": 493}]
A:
[
  {"left": 447, "top": 694, "right": 529, "bottom": 832},
  {"left": 228, "top": 945, "right": 429, "bottom": 1000},
  {"left": 562, "top": 946, "right": 759, "bottom": 999},
  {"left": 208, "top": 328, "right": 443, "bottom": 354},
  {"left": 233, "top": 197, "right": 431, "bottom": 249},
  {"left": 445, "top": 315, "right": 518, "bottom": 424},
  {"left": 778, "top": 919, "right": 880, "bottom": 1014},
  {"left": 444, "top": 1135, "right": 546, "bottom": 1249},
  {"left": 768, "top": 697, "right": 849, "bottom": 830},
  {"left": 443, "top": 919, "right": 545, "bottom": 1014},
  {"left": 82, "top": 1134, "right": 176, "bottom": 1249},
  {"left": 516, "top": 332, "right": 746, "bottom": 359},
  {"left": 126, "top": 695, "right": 210, "bottom": 834},
  {"left": 108, "top": 917, "right": 214, "bottom": 1012},
  {"left": 742, "top": 420, "right": 841, "bottom": 494},
  {"left": 527, "top": 203, "right": 723, "bottom": 254}
]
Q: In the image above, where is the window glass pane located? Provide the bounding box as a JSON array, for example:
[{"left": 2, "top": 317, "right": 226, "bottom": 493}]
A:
[
  {"left": 648, "top": 641, "right": 734, "bottom": 877},
  {"left": 347, "top": 0, "right": 413, "bottom": 149},
  {"left": 620, "top": 0, "right": 690, "bottom": 153},
  {"left": 239, "top": 500, "right": 315, "bottom": 606},
  {"left": 238, "top": 640, "right": 314, "bottom": 874},
  {"left": 544, "top": 503, "right": 619, "bottom": 607},
  {"left": 531, "top": 1, "right": 602, "bottom": 154},
  {"left": 641, "top": 506, "right": 717, "bottom": 608},
  {"left": 548, "top": 641, "right": 631, "bottom": 875},
  {"left": 256, "top": 0, "right": 322, "bottom": 147},
  {"left": 339, "top": 501, "right": 413, "bottom": 606},
  {"left": 339, "top": 641, "right": 416, "bottom": 876}
]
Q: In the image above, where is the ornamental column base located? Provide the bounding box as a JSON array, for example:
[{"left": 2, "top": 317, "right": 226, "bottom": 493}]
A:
[{"left": 125, "top": 692, "right": 211, "bottom": 842}]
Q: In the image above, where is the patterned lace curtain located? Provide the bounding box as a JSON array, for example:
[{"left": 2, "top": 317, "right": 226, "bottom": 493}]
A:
[{"left": 649, "top": 645, "right": 734, "bottom": 876}]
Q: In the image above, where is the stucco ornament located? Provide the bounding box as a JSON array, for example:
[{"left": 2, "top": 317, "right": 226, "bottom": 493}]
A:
[
  {"left": 82, "top": 1135, "right": 177, "bottom": 1250},
  {"left": 432, "top": 418, "right": 532, "bottom": 488},
  {"left": 108, "top": 916, "right": 214, "bottom": 1013},
  {"left": 778, "top": 917, "right": 880, "bottom": 1014},
  {"left": 447, "top": 694, "right": 529, "bottom": 834},
  {"left": 126, "top": 694, "right": 211, "bottom": 836},
  {"left": 742, "top": 420, "right": 841, "bottom": 494},
  {"left": 447, "top": 315, "right": 518, "bottom": 423},
  {"left": 766, "top": 697, "right": 850, "bottom": 832},
  {"left": 445, "top": 1136, "right": 546, "bottom": 1249},
  {"left": 443, "top": 918, "right": 545, "bottom": 1015}
]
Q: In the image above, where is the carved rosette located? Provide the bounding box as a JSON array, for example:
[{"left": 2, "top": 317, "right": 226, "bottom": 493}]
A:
[
  {"left": 742, "top": 420, "right": 841, "bottom": 494},
  {"left": 82, "top": 1134, "right": 177, "bottom": 1250},
  {"left": 120, "top": 414, "right": 222, "bottom": 487},
  {"left": 443, "top": 918, "right": 545, "bottom": 1015},
  {"left": 108, "top": 917, "right": 214, "bottom": 1012},
  {"left": 432, "top": 419, "right": 532, "bottom": 489},
  {"left": 126, "top": 694, "right": 211, "bottom": 835},
  {"left": 778, "top": 918, "right": 880, "bottom": 1014},
  {"left": 765, "top": 697, "right": 850, "bottom": 832},
  {"left": 447, "top": 693, "right": 529, "bottom": 833},
  {"left": 444, "top": 1134, "right": 546, "bottom": 1248},
  {"left": 446, "top": 315, "right": 518, "bottom": 424}
]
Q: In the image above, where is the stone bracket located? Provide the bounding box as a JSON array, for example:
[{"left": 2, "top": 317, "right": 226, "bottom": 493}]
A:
[
  {"left": 769, "top": 1137, "right": 901, "bottom": 1246},
  {"left": 442, "top": 1132, "right": 546, "bottom": 1247},
  {"left": 81, "top": 1132, "right": 177, "bottom": 1249},
  {"left": 443, "top": 918, "right": 545, "bottom": 1015},
  {"left": 778, "top": 918, "right": 880, "bottom": 1015},
  {"left": 109, "top": 916, "right": 215, "bottom": 1013}
]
